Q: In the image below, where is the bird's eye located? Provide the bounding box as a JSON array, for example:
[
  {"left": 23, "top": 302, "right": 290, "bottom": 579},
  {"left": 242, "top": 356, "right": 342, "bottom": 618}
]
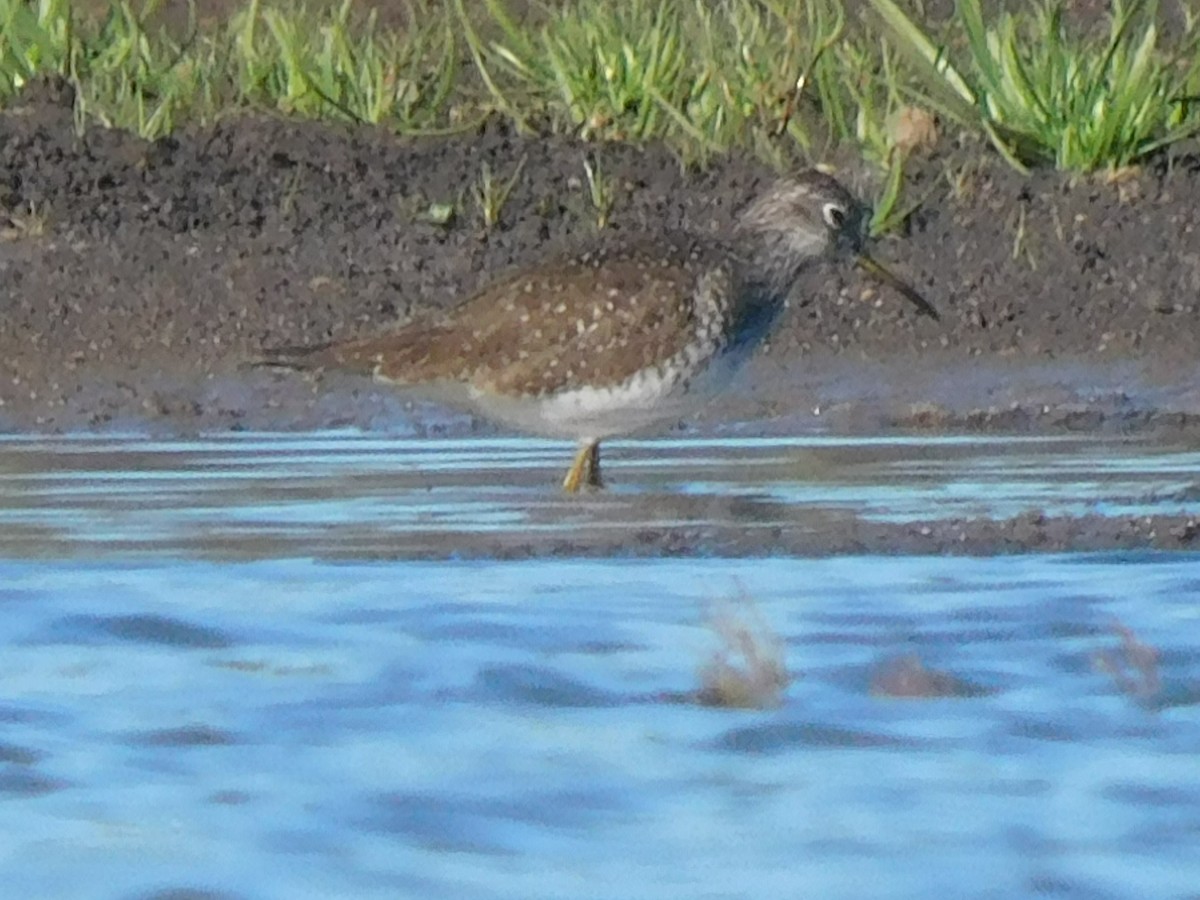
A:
[{"left": 822, "top": 202, "right": 847, "bottom": 230}]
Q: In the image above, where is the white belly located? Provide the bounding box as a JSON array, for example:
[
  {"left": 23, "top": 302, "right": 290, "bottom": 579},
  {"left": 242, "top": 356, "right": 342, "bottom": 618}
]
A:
[{"left": 469, "top": 364, "right": 694, "bottom": 440}]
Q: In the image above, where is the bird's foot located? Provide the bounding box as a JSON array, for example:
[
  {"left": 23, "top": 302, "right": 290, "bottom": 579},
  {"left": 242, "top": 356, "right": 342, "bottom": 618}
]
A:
[{"left": 562, "top": 441, "right": 604, "bottom": 493}]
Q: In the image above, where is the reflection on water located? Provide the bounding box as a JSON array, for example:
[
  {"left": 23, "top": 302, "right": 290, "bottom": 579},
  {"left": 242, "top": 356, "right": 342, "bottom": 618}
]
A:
[
  {"left": 0, "top": 434, "right": 1197, "bottom": 897},
  {"left": 0, "top": 432, "right": 1196, "bottom": 558}
]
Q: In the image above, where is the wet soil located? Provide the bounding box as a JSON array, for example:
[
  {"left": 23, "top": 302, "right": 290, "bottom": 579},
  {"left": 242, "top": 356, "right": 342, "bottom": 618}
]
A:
[
  {"left": 478, "top": 511, "right": 1200, "bottom": 560},
  {"left": 2, "top": 80, "right": 1199, "bottom": 556},
  {"left": 316, "top": 508, "right": 1200, "bottom": 560}
]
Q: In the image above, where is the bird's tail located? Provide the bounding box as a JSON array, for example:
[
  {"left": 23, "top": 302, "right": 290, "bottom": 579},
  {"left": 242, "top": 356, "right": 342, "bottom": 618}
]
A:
[
  {"left": 251, "top": 342, "right": 338, "bottom": 372},
  {"left": 250, "top": 324, "right": 452, "bottom": 381}
]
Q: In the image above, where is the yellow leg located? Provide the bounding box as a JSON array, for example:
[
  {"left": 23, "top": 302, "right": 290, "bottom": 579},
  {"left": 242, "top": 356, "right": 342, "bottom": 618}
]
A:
[{"left": 562, "top": 440, "right": 603, "bottom": 493}]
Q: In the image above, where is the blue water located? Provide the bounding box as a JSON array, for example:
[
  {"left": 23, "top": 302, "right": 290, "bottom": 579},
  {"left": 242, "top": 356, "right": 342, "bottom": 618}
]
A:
[{"left": 0, "top": 434, "right": 1198, "bottom": 899}]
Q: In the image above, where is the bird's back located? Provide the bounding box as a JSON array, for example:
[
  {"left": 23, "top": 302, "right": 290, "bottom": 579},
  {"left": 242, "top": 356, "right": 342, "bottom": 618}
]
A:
[{"left": 275, "top": 233, "right": 742, "bottom": 402}]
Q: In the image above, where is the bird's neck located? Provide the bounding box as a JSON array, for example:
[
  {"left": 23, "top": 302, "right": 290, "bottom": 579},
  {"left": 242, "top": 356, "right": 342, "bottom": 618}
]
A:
[
  {"left": 721, "top": 276, "right": 789, "bottom": 359},
  {"left": 733, "top": 229, "right": 818, "bottom": 305},
  {"left": 723, "top": 233, "right": 819, "bottom": 354}
]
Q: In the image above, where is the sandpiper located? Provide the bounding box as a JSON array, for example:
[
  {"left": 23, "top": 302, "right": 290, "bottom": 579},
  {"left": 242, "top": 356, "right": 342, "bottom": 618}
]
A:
[{"left": 261, "top": 170, "right": 936, "bottom": 491}]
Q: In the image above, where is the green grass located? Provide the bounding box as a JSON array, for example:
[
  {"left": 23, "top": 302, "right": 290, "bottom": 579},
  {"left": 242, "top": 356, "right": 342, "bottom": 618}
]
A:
[
  {"left": 2, "top": 0, "right": 1199, "bottom": 181},
  {"left": 0, "top": 0, "right": 461, "bottom": 138},
  {"left": 868, "top": 0, "right": 1200, "bottom": 171},
  {"left": 458, "top": 0, "right": 852, "bottom": 167},
  {"left": 236, "top": 0, "right": 458, "bottom": 129}
]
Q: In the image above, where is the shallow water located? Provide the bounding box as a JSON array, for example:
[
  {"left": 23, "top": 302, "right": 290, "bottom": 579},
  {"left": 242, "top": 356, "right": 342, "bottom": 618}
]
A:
[
  {"left": 0, "top": 432, "right": 1197, "bottom": 558},
  {"left": 0, "top": 434, "right": 1198, "bottom": 899}
]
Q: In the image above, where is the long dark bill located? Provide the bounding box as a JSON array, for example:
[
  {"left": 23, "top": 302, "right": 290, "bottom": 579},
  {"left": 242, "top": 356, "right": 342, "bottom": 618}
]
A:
[{"left": 857, "top": 254, "right": 939, "bottom": 320}]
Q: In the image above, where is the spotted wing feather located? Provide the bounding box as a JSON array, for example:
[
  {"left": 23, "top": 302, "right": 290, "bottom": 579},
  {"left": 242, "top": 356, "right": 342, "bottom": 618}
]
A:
[
  {"left": 372, "top": 237, "right": 733, "bottom": 397},
  {"left": 260, "top": 236, "right": 735, "bottom": 396}
]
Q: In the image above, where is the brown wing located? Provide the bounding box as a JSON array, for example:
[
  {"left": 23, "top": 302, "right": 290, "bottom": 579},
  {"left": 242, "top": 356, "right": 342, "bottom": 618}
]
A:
[
  {"left": 263, "top": 237, "right": 734, "bottom": 394},
  {"left": 373, "top": 238, "right": 732, "bottom": 397}
]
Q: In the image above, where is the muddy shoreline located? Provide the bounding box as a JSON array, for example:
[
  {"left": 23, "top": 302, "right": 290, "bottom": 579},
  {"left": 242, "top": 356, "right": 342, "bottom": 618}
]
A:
[
  {"left": 466, "top": 511, "right": 1200, "bottom": 560},
  {"left": 2, "top": 88, "right": 1199, "bottom": 555}
]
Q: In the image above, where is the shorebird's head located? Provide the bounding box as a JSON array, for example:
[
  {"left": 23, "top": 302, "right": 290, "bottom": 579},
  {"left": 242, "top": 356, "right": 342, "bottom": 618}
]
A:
[
  {"left": 736, "top": 170, "right": 866, "bottom": 263},
  {"left": 735, "top": 170, "right": 938, "bottom": 319}
]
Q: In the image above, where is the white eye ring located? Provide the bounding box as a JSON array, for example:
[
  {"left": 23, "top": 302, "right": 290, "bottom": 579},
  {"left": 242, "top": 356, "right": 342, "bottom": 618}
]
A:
[{"left": 822, "top": 202, "right": 847, "bottom": 230}]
